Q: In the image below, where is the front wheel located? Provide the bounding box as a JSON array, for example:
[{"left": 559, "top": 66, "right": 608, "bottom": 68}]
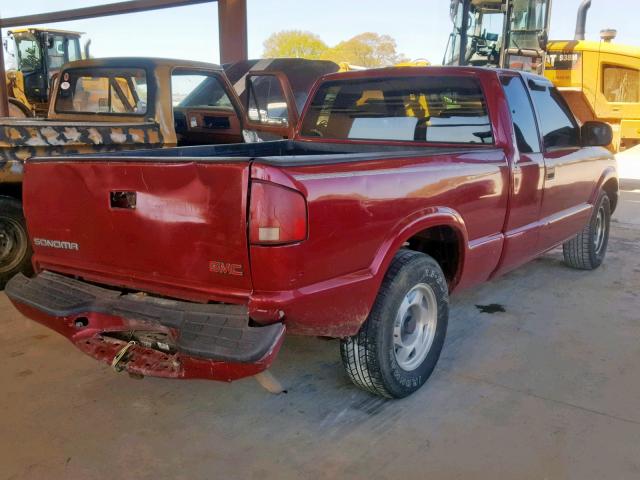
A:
[
  {"left": 0, "top": 197, "right": 32, "bottom": 289},
  {"left": 563, "top": 190, "right": 611, "bottom": 270},
  {"left": 340, "top": 250, "right": 449, "bottom": 398}
]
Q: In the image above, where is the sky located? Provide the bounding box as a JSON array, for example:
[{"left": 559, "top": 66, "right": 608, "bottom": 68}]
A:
[{"left": 2, "top": 0, "right": 640, "bottom": 65}]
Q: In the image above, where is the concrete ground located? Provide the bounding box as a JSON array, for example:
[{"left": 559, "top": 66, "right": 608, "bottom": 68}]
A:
[
  {"left": 617, "top": 146, "right": 640, "bottom": 190},
  {"left": 1, "top": 191, "right": 639, "bottom": 480}
]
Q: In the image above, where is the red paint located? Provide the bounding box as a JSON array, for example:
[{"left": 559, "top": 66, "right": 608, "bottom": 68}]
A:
[
  {"left": 249, "top": 181, "right": 308, "bottom": 245},
  {"left": 13, "top": 67, "right": 618, "bottom": 381},
  {"left": 12, "top": 302, "right": 284, "bottom": 381}
]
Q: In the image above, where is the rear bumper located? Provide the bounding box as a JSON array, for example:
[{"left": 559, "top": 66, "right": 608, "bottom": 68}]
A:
[{"left": 6, "top": 271, "right": 285, "bottom": 381}]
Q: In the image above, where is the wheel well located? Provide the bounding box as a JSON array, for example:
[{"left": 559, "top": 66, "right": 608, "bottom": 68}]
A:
[
  {"left": 602, "top": 178, "right": 618, "bottom": 212},
  {"left": 0, "top": 183, "right": 22, "bottom": 202},
  {"left": 8, "top": 97, "right": 34, "bottom": 118},
  {"left": 404, "top": 225, "right": 461, "bottom": 287}
]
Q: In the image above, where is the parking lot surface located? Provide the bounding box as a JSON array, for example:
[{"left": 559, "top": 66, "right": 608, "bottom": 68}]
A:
[{"left": 1, "top": 190, "right": 639, "bottom": 480}]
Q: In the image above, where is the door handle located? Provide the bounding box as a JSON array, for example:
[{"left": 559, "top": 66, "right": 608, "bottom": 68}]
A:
[
  {"left": 546, "top": 166, "right": 556, "bottom": 180},
  {"left": 110, "top": 191, "right": 137, "bottom": 209}
]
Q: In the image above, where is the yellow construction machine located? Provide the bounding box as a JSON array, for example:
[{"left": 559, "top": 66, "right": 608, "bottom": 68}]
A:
[
  {"left": 2, "top": 27, "right": 88, "bottom": 117},
  {"left": 445, "top": 0, "right": 640, "bottom": 152},
  {"left": 546, "top": 27, "right": 640, "bottom": 151}
]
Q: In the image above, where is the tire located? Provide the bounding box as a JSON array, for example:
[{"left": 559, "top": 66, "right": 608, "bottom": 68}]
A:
[
  {"left": 563, "top": 190, "right": 611, "bottom": 270},
  {"left": 0, "top": 197, "right": 33, "bottom": 289},
  {"left": 340, "top": 250, "right": 449, "bottom": 398}
]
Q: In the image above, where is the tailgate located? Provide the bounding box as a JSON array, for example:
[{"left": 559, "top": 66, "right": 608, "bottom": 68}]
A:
[{"left": 24, "top": 158, "right": 252, "bottom": 301}]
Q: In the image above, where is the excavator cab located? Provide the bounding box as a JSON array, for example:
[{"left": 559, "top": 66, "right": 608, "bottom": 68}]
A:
[
  {"left": 3, "top": 28, "right": 84, "bottom": 115},
  {"left": 444, "top": 0, "right": 551, "bottom": 74}
]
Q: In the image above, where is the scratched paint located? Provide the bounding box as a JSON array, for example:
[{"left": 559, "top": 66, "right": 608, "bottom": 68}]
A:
[{"left": 0, "top": 123, "right": 166, "bottom": 166}]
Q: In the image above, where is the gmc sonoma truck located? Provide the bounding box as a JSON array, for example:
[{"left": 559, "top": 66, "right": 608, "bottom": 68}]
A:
[{"left": 6, "top": 67, "right": 618, "bottom": 398}]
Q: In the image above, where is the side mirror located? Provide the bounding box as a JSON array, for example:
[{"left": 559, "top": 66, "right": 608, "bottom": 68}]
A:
[
  {"left": 581, "top": 121, "right": 612, "bottom": 147},
  {"left": 538, "top": 32, "right": 548, "bottom": 50}
]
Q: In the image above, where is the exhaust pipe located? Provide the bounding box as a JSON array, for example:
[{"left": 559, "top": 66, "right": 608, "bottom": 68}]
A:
[
  {"left": 83, "top": 39, "right": 92, "bottom": 59},
  {"left": 574, "top": 0, "right": 592, "bottom": 41}
]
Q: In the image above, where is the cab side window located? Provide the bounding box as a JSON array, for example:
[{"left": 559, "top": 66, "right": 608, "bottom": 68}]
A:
[
  {"left": 500, "top": 76, "right": 541, "bottom": 154},
  {"left": 602, "top": 65, "right": 640, "bottom": 103},
  {"left": 530, "top": 85, "right": 579, "bottom": 150}
]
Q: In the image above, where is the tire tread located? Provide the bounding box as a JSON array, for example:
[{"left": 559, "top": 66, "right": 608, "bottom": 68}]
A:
[
  {"left": 563, "top": 191, "right": 610, "bottom": 270},
  {"left": 340, "top": 250, "right": 445, "bottom": 398}
]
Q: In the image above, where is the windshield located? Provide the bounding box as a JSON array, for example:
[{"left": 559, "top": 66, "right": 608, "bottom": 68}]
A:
[
  {"left": 509, "top": 0, "right": 550, "bottom": 50},
  {"left": 45, "top": 34, "right": 81, "bottom": 72},
  {"left": 14, "top": 32, "right": 42, "bottom": 73},
  {"left": 445, "top": 0, "right": 550, "bottom": 72},
  {"left": 444, "top": 1, "right": 504, "bottom": 67}
]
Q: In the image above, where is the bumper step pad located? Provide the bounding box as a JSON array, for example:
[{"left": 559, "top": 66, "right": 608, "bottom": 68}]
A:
[{"left": 6, "top": 271, "right": 284, "bottom": 364}]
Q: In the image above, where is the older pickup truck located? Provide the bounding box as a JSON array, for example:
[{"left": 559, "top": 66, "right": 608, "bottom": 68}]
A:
[{"left": 7, "top": 67, "right": 618, "bottom": 398}]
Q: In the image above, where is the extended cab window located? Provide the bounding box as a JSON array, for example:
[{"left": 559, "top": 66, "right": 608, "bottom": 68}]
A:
[
  {"left": 301, "top": 75, "right": 493, "bottom": 144},
  {"left": 55, "top": 68, "right": 148, "bottom": 115},
  {"left": 500, "top": 76, "right": 541, "bottom": 153},
  {"left": 530, "top": 85, "right": 579, "bottom": 149},
  {"left": 602, "top": 65, "right": 640, "bottom": 103}
]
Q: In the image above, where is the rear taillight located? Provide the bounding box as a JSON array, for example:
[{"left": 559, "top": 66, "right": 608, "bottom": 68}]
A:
[{"left": 249, "top": 181, "right": 307, "bottom": 245}]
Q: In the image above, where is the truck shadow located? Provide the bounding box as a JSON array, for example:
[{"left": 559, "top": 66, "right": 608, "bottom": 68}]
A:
[{"left": 57, "top": 225, "right": 636, "bottom": 438}]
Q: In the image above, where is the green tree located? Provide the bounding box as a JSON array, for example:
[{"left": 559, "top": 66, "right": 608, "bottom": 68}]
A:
[
  {"left": 262, "top": 30, "right": 328, "bottom": 59},
  {"left": 322, "top": 32, "right": 407, "bottom": 67}
]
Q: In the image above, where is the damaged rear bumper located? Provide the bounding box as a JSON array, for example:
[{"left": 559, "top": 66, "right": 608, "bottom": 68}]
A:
[{"left": 6, "top": 271, "right": 285, "bottom": 381}]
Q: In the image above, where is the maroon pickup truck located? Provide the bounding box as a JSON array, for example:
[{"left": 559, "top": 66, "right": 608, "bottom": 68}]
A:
[{"left": 6, "top": 67, "right": 618, "bottom": 398}]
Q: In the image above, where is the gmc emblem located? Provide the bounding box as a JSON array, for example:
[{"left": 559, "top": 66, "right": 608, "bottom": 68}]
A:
[{"left": 209, "top": 261, "right": 243, "bottom": 276}]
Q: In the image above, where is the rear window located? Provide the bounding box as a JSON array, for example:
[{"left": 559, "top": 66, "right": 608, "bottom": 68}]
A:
[
  {"left": 300, "top": 75, "right": 493, "bottom": 144},
  {"left": 55, "top": 67, "right": 148, "bottom": 115}
]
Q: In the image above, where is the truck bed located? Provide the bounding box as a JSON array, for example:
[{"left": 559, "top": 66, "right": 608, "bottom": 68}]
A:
[
  {"left": 57, "top": 139, "right": 487, "bottom": 167},
  {"left": 24, "top": 139, "right": 508, "bottom": 319}
]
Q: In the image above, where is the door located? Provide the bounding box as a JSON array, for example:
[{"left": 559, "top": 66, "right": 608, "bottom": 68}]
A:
[
  {"left": 528, "top": 80, "right": 597, "bottom": 252},
  {"left": 13, "top": 31, "right": 48, "bottom": 104},
  {"left": 493, "top": 74, "right": 545, "bottom": 275}
]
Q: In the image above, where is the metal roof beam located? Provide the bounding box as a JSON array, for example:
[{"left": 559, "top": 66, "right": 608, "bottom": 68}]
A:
[{"left": 0, "top": 0, "right": 216, "bottom": 28}]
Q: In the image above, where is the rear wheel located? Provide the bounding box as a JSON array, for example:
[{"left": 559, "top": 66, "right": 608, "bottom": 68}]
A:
[
  {"left": 563, "top": 190, "right": 611, "bottom": 270},
  {"left": 0, "top": 197, "right": 32, "bottom": 289},
  {"left": 340, "top": 250, "right": 449, "bottom": 398}
]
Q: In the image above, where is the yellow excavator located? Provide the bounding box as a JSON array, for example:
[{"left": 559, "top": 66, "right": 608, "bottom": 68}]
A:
[
  {"left": 444, "top": 0, "right": 640, "bottom": 152},
  {"left": 3, "top": 27, "right": 88, "bottom": 117}
]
